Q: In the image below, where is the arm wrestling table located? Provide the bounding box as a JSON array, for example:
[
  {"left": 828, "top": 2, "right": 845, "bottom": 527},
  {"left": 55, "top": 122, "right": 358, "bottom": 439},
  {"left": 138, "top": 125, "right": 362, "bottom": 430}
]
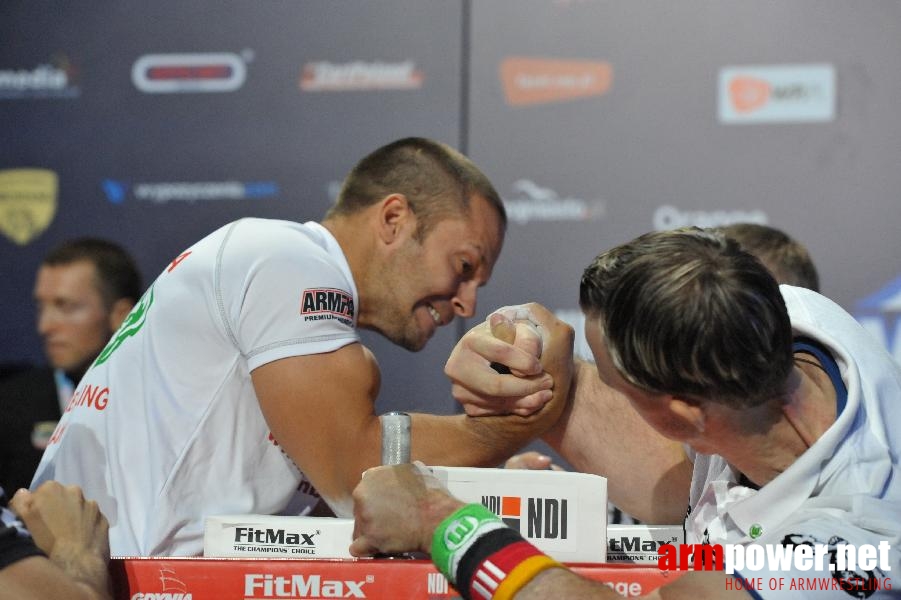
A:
[{"left": 110, "top": 556, "right": 685, "bottom": 599}]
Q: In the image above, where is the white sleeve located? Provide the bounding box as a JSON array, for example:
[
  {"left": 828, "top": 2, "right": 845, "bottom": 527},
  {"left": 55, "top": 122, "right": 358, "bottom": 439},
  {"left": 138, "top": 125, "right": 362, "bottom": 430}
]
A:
[{"left": 217, "top": 222, "right": 359, "bottom": 371}]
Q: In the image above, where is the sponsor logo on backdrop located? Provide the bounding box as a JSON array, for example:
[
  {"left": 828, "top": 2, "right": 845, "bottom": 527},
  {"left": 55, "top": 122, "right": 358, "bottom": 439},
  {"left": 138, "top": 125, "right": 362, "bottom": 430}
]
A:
[
  {"left": 0, "top": 55, "right": 80, "bottom": 99},
  {"left": 244, "top": 573, "right": 373, "bottom": 598},
  {"left": 130, "top": 566, "right": 193, "bottom": 599},
  {"left": 300, "top": 60, "right": 423, "bottom": 91},
  {"left": 854, "top": 274, "right": 901, "bottom": 363},
  {"left": 101, "top": 179, "right": 278, "bottom": 204},
  {"left": 0, "top": 168, "right": 57, "bottom": 245},
  {"left": 503, "top": 179, "right": 606, "bottom": 224},
  {"left": 500, "top": 57, "right": 612, "bottom": 106},
  {"left": 718, "top": 64, "right": 835, "bottom": 124},
  {"left": 652, "top": 204, "right": 768, "bottom": 231},
  {"left": 132, "top": 52, "right": 249, "bottom": 94},
  {"left": 481, "top": 495, "right": 568, "bottom": 540}
]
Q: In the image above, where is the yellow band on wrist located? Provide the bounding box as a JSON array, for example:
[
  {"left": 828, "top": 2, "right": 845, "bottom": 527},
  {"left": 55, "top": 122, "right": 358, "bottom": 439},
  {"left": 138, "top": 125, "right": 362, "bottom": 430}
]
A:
[{"left": 491, "top": 554, "right": 562, "bottom": 600}]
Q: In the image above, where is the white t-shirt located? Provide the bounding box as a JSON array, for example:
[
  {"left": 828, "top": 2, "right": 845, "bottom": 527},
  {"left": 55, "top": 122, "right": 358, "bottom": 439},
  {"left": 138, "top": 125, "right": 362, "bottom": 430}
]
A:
[
  {"left": 32, "top": 218, "right": 360, "bottom": 557},
  {"left": 686, "top": 286, "right": 901, "bottom": 598}
]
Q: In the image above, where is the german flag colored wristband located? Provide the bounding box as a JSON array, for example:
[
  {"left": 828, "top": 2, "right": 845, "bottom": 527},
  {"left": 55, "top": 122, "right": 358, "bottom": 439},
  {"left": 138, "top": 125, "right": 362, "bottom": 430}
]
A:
[
  {"left": 456, "top": 529, "right": 562, "bottom": 600},
  {"left": 487, "top": 551, "right": 562, "bottom": 600}
]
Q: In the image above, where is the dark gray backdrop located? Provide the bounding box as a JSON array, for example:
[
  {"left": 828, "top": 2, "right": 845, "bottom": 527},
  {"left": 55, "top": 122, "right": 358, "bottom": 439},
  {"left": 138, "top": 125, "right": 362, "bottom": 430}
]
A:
[{"left": 2, "top": 2, "right": 900, "bottom": 439}]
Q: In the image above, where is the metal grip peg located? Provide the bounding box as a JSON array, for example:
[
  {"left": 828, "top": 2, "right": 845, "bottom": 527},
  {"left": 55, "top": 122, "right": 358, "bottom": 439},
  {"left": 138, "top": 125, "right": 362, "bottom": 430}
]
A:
[{"left": 380, "top": 411, "right": 411, "bottom": 465}]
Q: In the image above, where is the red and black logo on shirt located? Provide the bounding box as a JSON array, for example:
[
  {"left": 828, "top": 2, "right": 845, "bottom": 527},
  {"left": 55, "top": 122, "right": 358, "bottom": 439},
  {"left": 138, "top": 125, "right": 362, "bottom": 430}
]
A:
[{"left": 300, "top": 288, "right": 355, "bottom": 319}]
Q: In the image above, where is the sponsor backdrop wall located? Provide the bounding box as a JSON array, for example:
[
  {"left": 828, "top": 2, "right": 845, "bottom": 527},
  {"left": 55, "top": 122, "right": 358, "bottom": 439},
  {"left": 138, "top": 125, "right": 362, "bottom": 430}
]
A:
[{"left": 2, "top": 2, "right": 901, "bottom": 434}]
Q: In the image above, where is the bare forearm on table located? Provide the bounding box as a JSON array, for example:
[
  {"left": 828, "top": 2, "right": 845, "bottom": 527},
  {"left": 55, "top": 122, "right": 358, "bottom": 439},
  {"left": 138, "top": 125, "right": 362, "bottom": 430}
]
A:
[
  {"left": 409, "top": 411, "right": 559, "bottom": 468},
  {"left": 0, "top": 557, "right": 111, "bottom": 600}
]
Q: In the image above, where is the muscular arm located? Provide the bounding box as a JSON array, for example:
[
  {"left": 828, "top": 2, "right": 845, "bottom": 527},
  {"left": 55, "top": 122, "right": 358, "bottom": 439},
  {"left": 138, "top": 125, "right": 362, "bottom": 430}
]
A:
[
  {"left": 542, "top": 360, "right": 691, "bottom": 524},
  {"left": 252, "top": 344, "right": 382, "bottom": 515},
  {"left": 252, "top": 318, "right": 573, "bottom": 516}
]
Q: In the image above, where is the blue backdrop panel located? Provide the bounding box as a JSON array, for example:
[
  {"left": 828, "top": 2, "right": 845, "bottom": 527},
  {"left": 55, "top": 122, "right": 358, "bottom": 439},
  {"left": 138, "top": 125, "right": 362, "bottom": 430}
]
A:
[{"left": 0, "top": 1, "right": 466, "bottom": 416}]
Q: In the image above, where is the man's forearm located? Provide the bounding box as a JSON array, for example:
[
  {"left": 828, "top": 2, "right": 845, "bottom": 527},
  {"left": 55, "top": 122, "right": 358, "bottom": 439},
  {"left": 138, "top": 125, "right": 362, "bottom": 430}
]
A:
[
  {"left": 410, "top": 408, "right": 563, "bottom": 468},
  {"left": 510, "top": 567, "right": 625, "bottom": 600},
  {"left": 541, "top": 360, "right": 691, "bottom": 524},
  {"left": 48, "top": 545, "right": 111, "bottom": 600},
  {"left": 0, "top": 555, "right": 112, "bottom": 600}
]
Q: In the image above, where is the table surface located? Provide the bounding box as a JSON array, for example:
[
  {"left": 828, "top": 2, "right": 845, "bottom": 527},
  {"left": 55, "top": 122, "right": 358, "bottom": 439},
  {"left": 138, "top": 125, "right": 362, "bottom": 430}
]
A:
[{"left": 110, "top": 556, "right": 685, "bottom": 599}]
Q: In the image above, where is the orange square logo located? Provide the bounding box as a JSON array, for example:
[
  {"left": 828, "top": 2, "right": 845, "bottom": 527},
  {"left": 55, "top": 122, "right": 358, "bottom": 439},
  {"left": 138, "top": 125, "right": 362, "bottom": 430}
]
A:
[{"left": 501, "top": 496, "right": 521, "bottom": 517}]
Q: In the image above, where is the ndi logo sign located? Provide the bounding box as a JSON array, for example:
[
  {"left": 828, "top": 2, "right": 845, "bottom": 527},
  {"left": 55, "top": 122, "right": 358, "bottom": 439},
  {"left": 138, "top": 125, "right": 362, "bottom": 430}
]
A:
[
  {"left": 481, "top": 495, "right": 568, "bottom": 540},
  {"left": 854, "top": 274, "right": 901, "bottom": 364}
]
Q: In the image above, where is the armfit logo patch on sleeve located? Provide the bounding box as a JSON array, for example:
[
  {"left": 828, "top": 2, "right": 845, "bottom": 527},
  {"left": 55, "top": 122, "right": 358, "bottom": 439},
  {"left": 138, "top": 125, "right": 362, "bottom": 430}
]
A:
[{"left": 300, "top": 288, "right": 354, "bottom": 326}]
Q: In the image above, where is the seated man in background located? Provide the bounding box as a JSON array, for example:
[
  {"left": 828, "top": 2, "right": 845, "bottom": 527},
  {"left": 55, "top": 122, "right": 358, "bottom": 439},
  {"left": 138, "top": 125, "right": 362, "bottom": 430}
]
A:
[
  {"left": 352, "top": 228, "right": 900, "bottom": 599},
  {"left": 0, "top": 238, "right": 142, "bottom": 494},
  {"left": 32, "top": 137, "right": 571, "bottom": 556},
  {"left": 0, "top": 482, "right": 111, "bottom": 600}
]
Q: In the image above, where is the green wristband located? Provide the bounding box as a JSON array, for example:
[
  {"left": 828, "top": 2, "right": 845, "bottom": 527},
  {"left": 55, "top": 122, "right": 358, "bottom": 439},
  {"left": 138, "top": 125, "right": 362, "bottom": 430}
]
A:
[{"left": 431, "top": 503, "right": 505, "bottom": 585}]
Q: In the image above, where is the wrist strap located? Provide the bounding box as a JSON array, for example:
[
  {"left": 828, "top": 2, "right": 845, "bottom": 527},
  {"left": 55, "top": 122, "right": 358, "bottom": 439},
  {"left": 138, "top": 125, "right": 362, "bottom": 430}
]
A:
[
  {"left": 491, "top": 553, "right": 561, "bottom": 600},
  {"left": 459, "top": 532, "right": 562, "bottom": 600},
  {"left": 459, "top": 530, "right": 529, "bottom": 598},
  {"left": 431, "top": 503, "right": 506, "bottom": 585},
  {"left": 431, "top": 503, "right": 563, "bottom": 600}
]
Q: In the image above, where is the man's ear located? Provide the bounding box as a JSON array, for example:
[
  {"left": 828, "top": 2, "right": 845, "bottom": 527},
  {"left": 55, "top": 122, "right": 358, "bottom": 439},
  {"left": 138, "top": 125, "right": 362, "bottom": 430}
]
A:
[
  {"left": 668, "top": 396, "right": 707, "bottom": 435},
  {"left": 377, "top": 193, "right": 413, "bottom": 244},
  {"left": 108, "top": 298, "right": 134, "bottom": 330}
]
